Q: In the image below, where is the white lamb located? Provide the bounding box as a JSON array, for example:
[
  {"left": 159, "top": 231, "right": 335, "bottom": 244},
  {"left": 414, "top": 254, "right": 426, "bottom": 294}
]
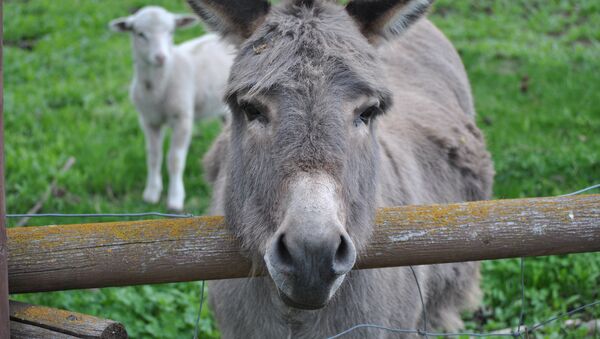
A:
[{"left": 110, "top": 6, "right": 234, "bottom": 211}]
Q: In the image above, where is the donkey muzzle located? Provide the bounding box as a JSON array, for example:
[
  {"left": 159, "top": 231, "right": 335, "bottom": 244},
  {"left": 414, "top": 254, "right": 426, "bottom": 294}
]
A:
[{"left": 265, "top": 226, "right": 356, "bottom": 310}]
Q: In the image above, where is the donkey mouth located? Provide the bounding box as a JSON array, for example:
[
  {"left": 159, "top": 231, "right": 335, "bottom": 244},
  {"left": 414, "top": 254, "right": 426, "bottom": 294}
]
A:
[{"left": 277, "top": 288, "right": 328, "bottom": 310}]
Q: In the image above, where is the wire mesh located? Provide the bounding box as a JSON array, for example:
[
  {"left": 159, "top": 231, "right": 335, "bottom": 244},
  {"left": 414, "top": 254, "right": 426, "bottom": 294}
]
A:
[{"left": 326, "top": 184, "right": 600, "bottom": 338}]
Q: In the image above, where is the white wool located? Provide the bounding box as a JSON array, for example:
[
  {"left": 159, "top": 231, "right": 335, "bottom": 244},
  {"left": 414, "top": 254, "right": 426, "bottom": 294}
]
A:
[{"left": 110, "top": 6, "right": 235, "bottom": 210}]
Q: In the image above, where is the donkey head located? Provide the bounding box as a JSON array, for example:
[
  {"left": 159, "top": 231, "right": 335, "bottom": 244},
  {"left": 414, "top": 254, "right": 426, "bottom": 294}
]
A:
[{"left": 189, "top": 0, "right": 433, "bottom": 310}]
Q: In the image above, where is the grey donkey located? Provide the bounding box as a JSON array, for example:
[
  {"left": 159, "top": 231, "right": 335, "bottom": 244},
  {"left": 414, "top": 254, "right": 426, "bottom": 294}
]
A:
[{"left": 190, "top": 0, "right": 494, "bottom": 337}]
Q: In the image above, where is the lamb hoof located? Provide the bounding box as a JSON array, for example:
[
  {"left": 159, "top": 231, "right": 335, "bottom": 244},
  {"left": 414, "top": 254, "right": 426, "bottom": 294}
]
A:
[
  {"left": 168, "top": 184, "right": 185, "bottom": 212},
  {"left": 143, "top": 187, "right": 162, "bottom": 204},
  {"left": 167, "top": 193, "right": 184, "bottom": 212},
  {"left": 167, "top": 201, "right": 184, "bottom": 213}
]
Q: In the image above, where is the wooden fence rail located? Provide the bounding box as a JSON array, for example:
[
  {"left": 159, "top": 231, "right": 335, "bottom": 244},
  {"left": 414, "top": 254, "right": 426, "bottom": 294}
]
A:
[
  {"left": 10, "top": 301, "right": 127, "bottom": 339},
  {"left": 7, "top": 194, "right": 600, "bottom": 294}
]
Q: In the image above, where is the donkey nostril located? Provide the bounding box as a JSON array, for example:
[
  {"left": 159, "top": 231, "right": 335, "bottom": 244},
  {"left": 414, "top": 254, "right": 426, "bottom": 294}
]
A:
[
  {"left": 276, "top": 234, "right": 293, "bottom": 267},
  {"left": 333, "top": 234, "right": 356, "bottom": 275},
  {"left": 335, "top": 235, "right": 347, "bottom": 262}
]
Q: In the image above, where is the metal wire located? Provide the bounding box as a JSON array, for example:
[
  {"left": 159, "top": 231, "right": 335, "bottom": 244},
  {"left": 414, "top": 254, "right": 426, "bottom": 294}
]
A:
[
  {"left": 517, "top": 257, "right": 526, "bottom": 337},
  {"left": 327, "top": 324, "right": 517, "bottom": 338},
  {"left": 327, "top": 324, "right": 421, "bottom": 338},
  {"left": 409, "top": 266, "right": 429, "bottom": 339},
  {"left": 527, "top": 300, "right": 600, "bottom": 334},
  {"left": 6, "top": 183, "right": 598, "bottom": 220},
  {"left": 326, "top": 299, "right": 600, "bottom": 338},
  {"left": 5, "top": 184, "right": 599, "bottom": 338},
  {"left": 559, "top": 183, "right": 600, "bottom": 196},
  {"left": 193, "top": 280, "right": 206, "bottom": 339},
  {"left": 6, "top": 212, "right": 194, "bottom": 219},
  {"left": 327, "top": 183, "right": 600, "bottom": 339}
]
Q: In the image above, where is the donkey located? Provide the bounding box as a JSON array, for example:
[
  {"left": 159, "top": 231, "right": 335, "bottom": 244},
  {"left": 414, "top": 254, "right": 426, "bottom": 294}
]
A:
[{"left": 191, "top": 0, "right": 494, "bottom": 337}]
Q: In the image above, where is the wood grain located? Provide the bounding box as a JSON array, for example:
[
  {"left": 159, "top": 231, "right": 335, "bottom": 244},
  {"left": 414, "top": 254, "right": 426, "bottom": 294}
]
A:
[
  {"left": 10, "top": 301, "right": 127, "bottom": 338},
  {"left": 10, "top": 321, "right": 78, "bottom": 339},
  {"left": 7, "top": 195, "right": 600, "bottom": 294}
]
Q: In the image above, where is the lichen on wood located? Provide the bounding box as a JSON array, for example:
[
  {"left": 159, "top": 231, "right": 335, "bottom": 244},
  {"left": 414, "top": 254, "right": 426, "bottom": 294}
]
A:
[
  {"left": 7, "top": 195, "right": 600, "bottom": 294},
  {"left": 10, "top": 300, "right": 127, "bottom": 338}
]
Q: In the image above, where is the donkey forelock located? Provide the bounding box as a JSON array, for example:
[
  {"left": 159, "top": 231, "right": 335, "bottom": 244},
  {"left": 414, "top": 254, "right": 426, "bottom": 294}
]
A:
[{"left": 227, "top": 1, "right": 390, "bottom": 103}]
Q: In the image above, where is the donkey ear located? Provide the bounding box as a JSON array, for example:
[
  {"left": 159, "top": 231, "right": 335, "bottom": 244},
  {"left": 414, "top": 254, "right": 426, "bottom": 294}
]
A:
[
  {"left": 346, "top": 0, "right": 434, "bottom": 42},
  {"left": 186, "top": 0, "right": 271, "bottom": 44}
]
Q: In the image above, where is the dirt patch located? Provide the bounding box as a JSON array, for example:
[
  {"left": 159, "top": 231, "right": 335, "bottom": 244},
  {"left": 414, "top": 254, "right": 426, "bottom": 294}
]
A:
[
  {"left": 572, "top": 37, "right": 592, "bottom": 46},
  {"left": 4, "top": 38, "right": 38, "bottom": 51}
]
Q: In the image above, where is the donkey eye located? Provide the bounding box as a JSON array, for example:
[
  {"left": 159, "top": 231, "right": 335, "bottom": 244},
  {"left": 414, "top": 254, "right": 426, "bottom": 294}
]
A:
[
  {"left": 355, "top": 105, "right": 381, "bottom": 127},
  {"left": 137, "top": 32, "right": 147, "bottom": 40},
  {"left": 242, "top": 103, "right": 268, "bottom": 124}
]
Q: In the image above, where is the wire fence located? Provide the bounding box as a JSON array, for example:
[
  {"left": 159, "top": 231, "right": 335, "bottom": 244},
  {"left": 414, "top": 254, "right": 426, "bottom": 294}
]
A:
[
  {"left": 328, "top": 184, "right": 600, "bottom": 339},
  {"left": 7, "top": 212, "right": 194, "bottom": 219},
  {"left": 5, "top": 184, "right": 600, "bottom": 338},
  {"left": 327, "top": 262, "right": 600, "bottom": 338}
]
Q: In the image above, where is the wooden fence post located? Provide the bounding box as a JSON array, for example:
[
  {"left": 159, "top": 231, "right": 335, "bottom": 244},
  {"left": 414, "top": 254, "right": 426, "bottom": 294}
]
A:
[{"left": 0, "top": 0, "right": 11, "bottom": 336}]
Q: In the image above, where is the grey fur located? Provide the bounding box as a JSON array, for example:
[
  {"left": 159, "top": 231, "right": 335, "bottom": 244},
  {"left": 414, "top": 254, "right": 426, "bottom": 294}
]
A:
[{"left": 196, "top": 0, "right": 494, "bottom": 337}]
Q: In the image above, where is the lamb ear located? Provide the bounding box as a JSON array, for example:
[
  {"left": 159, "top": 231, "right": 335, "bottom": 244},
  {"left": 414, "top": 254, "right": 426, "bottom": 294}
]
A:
[
  {"left": 109, "top": 17, "right": 133, "bottom": 32},
  {"left": 186, "top": 0, "right": 271, "bottom": 45},
  {"left": 175, "top": 14, "right": 199, "bottom": 29},
  {"left": 346, "top": 0, "right": 434, "bottom": 43}
]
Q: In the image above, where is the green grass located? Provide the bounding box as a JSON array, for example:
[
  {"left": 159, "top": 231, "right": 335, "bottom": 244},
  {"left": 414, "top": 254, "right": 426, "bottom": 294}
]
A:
[
  {"left": 431, "top": 1, "right": 600, "bottom": 337},
  {"left": 4, "top": 0, "right": 599, "bottom": 338}
]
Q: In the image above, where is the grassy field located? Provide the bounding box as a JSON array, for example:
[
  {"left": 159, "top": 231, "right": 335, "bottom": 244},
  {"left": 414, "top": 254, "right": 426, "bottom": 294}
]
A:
[{"left": 4, "top": 0, "right": 599, "bottom": 338}]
